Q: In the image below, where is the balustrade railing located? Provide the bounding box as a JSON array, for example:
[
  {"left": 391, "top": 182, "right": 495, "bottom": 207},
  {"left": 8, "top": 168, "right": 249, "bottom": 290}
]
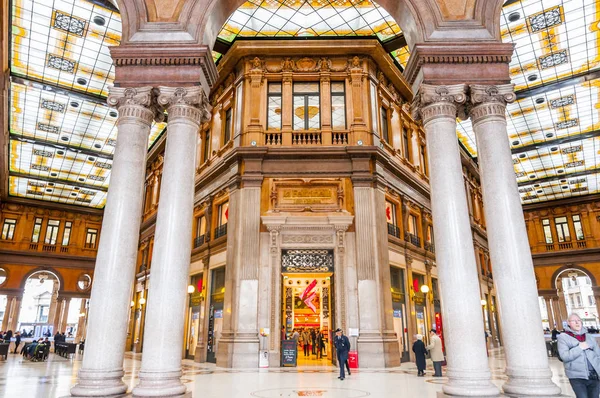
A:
[
  {"left": 292, "top": 131, "right": 322, "bottom": 145},
  {"left": 405, "top": 232, "right": 421, "bottom": 248},
  {"left": 265, "top": 132, "right": 282, "bottom": 145},
  {"left": 387, "top": 223, "right": 401, "bottom": 239},
  {"left": 214, "top": 224, "right": 227, "bottom": 239},
  {"left": 425, "top": 241, "right": 435, "bottom": 254},
  {"left": 332, "top": 131, "right": 348, "bottom": 145},
  {"left": 194, "top": 234, "right": 207, "bottom": 248}
]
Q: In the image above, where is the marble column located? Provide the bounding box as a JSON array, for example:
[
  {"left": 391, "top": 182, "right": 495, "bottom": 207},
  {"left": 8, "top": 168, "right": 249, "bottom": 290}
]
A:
[
  {"left": 544, "top": 297, "right": 555, "bottom": 329},
  {"left": 76, "top": 299, "right": 87, "bottom": 343},
  {"left": 133, "top": 87, "right": 210, "bottom": 397},
  {"left": 47, "top": 281, "right": 59, "bottom": 333},
  {"left": 469, "top": 84, "right": 561, "bottom": 396},
  {"left": 352, "top": 183, "right": 400, "bottom": 367},
  {"left": 411, "top": 84, "right": 498, "bottom": 397},
  {"left": 1, "top": 295, "right": 14, "bottom": 331},
  {"left": 71, "top": 87, "right": 161, "bottom": 397},
  {"left": 8, "top": 296, "right": 22, "bottom": 332},
  {"left": 58, "top": 297, "right": 72, "bottom": 333}
]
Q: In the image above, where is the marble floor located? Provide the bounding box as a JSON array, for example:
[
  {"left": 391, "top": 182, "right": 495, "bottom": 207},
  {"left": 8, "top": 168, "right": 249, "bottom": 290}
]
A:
[{"left": 0, "top": 348, "right": 577, "bottom": 398}]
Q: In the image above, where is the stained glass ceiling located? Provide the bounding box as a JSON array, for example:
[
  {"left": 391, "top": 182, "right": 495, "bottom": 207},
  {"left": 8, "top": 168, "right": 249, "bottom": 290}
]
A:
[
  {"left": 457, "top": 0, "right": 600, "bottom": 204},
  {"left": 6, "top": 0, "right": 599, "bottom": 207},
  {"left": 215, "top": 0, "right": 410, "bottom": 68},
  {"left": 9, "top": 0, "right": 165, "bottom": 208}
]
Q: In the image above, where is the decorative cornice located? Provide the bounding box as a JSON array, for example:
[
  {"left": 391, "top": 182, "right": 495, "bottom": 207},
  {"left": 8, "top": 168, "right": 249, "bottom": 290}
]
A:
[
  {"left": 157, "top": 86, "right": 212, "bottom": 126},
  {"left": 410, "top": 84, "right": 468, "bottom": 124},
  {"left": 107, "top": 86, "right": 163, "bottom": 127},
  {"left": 469, "top": 84, "right": 516, "bottom": 124}
]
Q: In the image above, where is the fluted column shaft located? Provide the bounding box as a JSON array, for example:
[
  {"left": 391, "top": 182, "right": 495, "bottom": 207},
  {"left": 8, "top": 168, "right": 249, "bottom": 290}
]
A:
[
  {"left": 71, "top": 86, "right": 160, "bottom": 397},
  {"left": 133, "top": 87, "right": 210, "bottom": 397},
  {"left": 8, "top": 296, "right": 22, "bottom": 332},
  {"left": 470, "top": 84, "right": 560, "bottom": 396},
  {"left": 544, "top": 297, "right": 555, "bottom": 329},
  {"left": 58, "top": 297, "right": 72, "bottom": 333},
  {"left": 1, "top": 295, "right": 15, "bottom": 331},
  {"left": 412, "top": 84, "right": 498, "bottom": 397}
]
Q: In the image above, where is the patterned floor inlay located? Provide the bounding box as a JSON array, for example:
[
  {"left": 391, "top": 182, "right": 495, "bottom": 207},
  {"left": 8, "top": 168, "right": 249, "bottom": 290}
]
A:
[{"left": 250, "top": 388, "right": 370, "bottom": 397}]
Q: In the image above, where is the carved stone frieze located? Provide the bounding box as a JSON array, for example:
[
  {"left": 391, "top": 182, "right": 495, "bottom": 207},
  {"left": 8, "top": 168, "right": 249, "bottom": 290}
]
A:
[
  {"left": 410, "top": 84, "right": 468, "bottom": 124},
  {"left": 281, "top": 234, "right": 334, "bottom": 244}
]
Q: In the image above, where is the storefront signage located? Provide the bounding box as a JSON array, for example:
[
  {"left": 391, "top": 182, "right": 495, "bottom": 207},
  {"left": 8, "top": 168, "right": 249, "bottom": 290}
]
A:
[{"left": 281, "top": 339, "right": 297, "bottom": 367}]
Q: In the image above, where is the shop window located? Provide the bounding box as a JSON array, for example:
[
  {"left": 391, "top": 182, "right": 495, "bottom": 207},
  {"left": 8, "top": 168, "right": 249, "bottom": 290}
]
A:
[
  {"left": 223, "top": 108, "right": 232, "bottom": 145},
  {"left": 390, "top": 267, "right": 405, "bottom": 295},
  {"left": 554, "top": 216, "right": 571, "bottom": 242},
  {"left": 542, "top": 219, "right": 553, "bottom": 244},
  {"left": 31, "top": 217, "right": 43, "bottom": 243},
  {"left": 85, "top": 228, "right": 98, "bottom": 248},
  {"left": 267, "top": 83, "right": 282, "bottom": 130},
  {"left": 62, "top": 221, "right": 72, "bottom": 245},
  {"left": 572, "top": 215, "right": 584, "bottom": 240},
  {"left": 1, "top": 218, "right": 16, "bottom": 240},
  {"left": 331, "top": 82, "right": 346, "bottom": 129},
  {"left": 293, "top": 82, "right": 320, "bottom": 130},
  {"left": 45, "top": 219, "right": 60, "bottom": 245},
  {"left": 380, "top": 107, "right": 389, "bottom": 143}
]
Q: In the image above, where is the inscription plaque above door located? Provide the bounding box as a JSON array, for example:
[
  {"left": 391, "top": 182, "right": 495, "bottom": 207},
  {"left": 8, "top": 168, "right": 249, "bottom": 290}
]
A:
[{"left": 271, "top": 179, "right": 344, "bottom": 212}]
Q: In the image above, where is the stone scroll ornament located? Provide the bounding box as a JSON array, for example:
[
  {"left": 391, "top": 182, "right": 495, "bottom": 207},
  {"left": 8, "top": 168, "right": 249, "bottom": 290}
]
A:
[
  {"left": 409, "top": 84, "right": 469, "bottom": 122},
  {"left": 468, "top": 84, "right": 516, "bottom": 120},
  {"left": 156, "top": 87, "right": 213, "bottom": 124},
  {"left": 107, "top": 86, "right": 165, "bottom": 125}
]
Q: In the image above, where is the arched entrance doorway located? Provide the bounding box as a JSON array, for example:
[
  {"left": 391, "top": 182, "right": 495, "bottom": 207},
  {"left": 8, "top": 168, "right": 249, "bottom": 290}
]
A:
[
  {"left": 17, "top": 270, "right": 61, "bottom": 338},
  {"left": 551, "top": 267, "right": 599, "bottom": 331}
]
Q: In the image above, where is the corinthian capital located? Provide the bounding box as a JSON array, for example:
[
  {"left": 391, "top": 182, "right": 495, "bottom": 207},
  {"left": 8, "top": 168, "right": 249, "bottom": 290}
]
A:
[
  {"left": 469, "top": 84, "right": 516, "bottom": 123},
  {"left": 157, "top": 86, "right": 212, "bottom": 126},
  {"left": 107, "top": 86, "right": 163, "bottom": 126},
  {"left": 410, "top": 84, "right": 468, "bottom": 124}
]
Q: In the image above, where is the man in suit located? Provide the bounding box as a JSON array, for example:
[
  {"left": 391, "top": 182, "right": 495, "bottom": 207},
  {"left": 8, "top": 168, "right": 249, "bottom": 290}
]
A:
[{"left": 334, "top": 328, "right": 351, "bottom": 380}]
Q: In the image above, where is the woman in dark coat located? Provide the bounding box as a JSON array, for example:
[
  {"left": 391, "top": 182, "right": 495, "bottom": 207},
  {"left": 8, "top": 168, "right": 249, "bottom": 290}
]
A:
[{"left": 412, "top": 334, "right": 427, "bottom": 377}]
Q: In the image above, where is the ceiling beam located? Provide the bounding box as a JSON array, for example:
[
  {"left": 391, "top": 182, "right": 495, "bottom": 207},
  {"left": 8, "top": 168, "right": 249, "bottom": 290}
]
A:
[
  {"left": 515, "top": 69, "right": 600, "bottom": 101},
  {"left": 511, "top": 129, "right": 600, "bottom": 155},
  {"left": 9, "top": 171, "right": 109, "bottom": 192},
  {"left": 382, "top": 34, "right": 407, "bottom": 53},
  {"left": 10, "top": 135, "right": 114, "bottom": 160},
  {"left": 518, "top": 167, "right": 600, "bottom": 187}
]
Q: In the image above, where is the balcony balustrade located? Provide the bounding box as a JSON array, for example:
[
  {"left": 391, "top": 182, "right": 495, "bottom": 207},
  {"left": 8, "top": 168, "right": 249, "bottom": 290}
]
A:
[{"left": 214, "top": 224, "right": 227, "bottom": 239}]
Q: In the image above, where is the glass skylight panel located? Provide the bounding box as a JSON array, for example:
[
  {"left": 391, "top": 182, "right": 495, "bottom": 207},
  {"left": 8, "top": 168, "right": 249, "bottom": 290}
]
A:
[
  {"left": 501, "top": 0, "right": 600, "bottom": 91},
  {"left": 11, "top": 0, "right": 121, "bottom": 97},
  {"left": 390, "top": 45, "right": 410, "bottom": 69},
  {"left": 218, "top": 0, "right": 402, "bottom": 42},
  {"left": 9, "top": 175, "right": 107, "bottom": 208}
]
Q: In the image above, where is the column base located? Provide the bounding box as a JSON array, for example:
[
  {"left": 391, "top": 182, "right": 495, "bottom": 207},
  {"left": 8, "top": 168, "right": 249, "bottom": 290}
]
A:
[
  {"left": 502, "top": 367, "right": 562, "bottom": 397},
  {"left": 193, "top": 343, "right": 206, "bottom": 363},
  {"left": 132, "top": 370, "right": 187, "bottom": 397},
  {"left": 70, "top": 369, "right": 127, "bottom": 397},
  {"left": 216, "top": 333, "right": 259, "bottom": 368},
  {"left": 357, "top": 333, "right": 400, "bottom": 368},
  {"left": 442, "top": 367, "right": 500, "bottom": 397}
]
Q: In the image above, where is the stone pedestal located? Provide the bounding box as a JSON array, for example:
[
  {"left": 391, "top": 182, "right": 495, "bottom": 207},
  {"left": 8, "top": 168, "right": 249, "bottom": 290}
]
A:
[
  {"left": 133, "top": 87, "right": 210, "bottom": 397},
  {"left": 71, "top": 87, "right": 161, "bottom": 397},
  {"left": 470, "top": 84, "right": 561, "bottom": 397},
  {"left": 412, "top": 84, "right": 498, "bottom": 397}
]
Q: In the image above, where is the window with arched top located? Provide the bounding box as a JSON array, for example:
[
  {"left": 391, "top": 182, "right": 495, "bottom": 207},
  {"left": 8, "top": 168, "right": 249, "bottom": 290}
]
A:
[{"left": 77, "top": 274, "right": 92, "bottom": 291}]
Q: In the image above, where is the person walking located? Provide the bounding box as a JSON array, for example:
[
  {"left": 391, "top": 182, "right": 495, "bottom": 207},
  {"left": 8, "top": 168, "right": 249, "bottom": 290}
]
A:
[
  {"left": 13, "top": 331, "right": 21, "bottom": 354},
  {"left": 557, "top": 313, "right": 600, "bottom": 398},
  {"left": 316, "top": 330, "right": 324, "bottom": 359},
  {"left": 412, "top": 334, "right": 427, "bottom": 376},
  {"left": 301, "top": 328, "right": 310, "bottom": 357},
  {"left": 310, "top": 328, "right": 317, "bottom": 355},
  {"left": 334, "top": 328, "right": 351, "bottom": 380},
  {"left": 426, "top": 329, "right": 444, "bottom": 377}
]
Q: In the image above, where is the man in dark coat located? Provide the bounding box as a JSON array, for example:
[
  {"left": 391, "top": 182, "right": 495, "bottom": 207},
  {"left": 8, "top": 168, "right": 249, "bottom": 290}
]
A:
[
  {"left": 334, "top": 328, "right": 351, "bottom": 380},
  {"left": 412, "top": 334, "right": 427, "bottom": 376}
]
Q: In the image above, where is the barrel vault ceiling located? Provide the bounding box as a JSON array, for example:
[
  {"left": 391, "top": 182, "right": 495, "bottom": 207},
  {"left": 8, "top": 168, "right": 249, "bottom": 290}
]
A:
[{"left": 5, "top": 0, "right": 600, "bottom": 208}]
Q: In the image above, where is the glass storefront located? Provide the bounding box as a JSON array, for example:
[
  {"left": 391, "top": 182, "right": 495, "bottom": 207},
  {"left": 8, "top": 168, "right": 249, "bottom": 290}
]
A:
[
  {"left": 390, "top": 266, "right": 410, "bottom": 362},
  {"left": 207, "top": 267, "right": 225, "bottom": 363}
]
